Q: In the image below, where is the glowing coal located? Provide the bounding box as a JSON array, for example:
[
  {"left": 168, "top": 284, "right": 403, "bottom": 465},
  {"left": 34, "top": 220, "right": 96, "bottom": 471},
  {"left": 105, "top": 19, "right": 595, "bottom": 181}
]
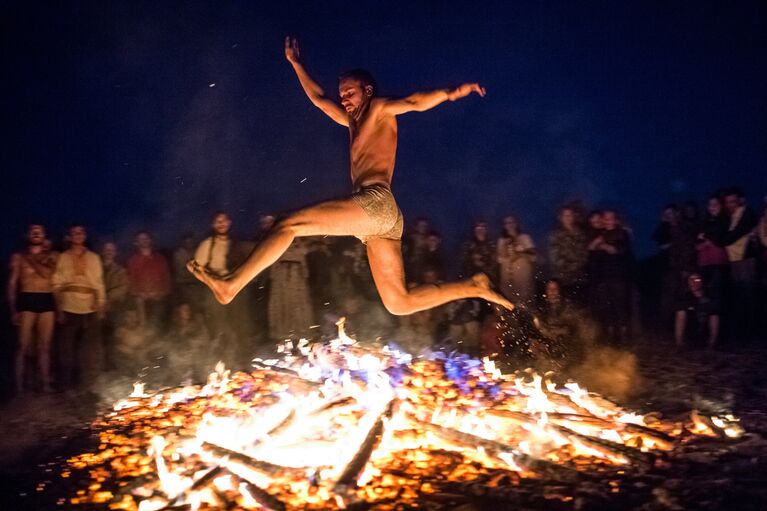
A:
[{"left": 65, "top": 321, "right": 742, "bottom": 510}]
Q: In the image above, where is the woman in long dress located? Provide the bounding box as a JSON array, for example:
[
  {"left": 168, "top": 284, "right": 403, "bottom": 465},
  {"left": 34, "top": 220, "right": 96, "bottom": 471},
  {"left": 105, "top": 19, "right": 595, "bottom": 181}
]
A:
[
  {"left": 268, "top": 239, "right": 313, "bottom": 341},
  {"left": 497, "top": 216, "right": 536, "bottom": 306}
]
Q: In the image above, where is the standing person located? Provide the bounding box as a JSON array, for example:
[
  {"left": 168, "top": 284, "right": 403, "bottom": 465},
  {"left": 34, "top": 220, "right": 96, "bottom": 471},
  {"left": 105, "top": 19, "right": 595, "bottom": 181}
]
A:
[
  {"left": 52, "top": 224, "right": 106, "bottom": 392},
  {"left": 696, "top": 196, "right": 729, "bottom": 299},
  {"left": 419, "top": 232, "right": 446, "bottom": 281},
  {"left": 722, "top": 188, "right": 759, "bottom": 341},
  {"left": 251, "top": 214, "right": 276, "bottom": 345},
  {"left": 194, "top": 212, "right": 254, "bottom": 363},
  {"left": 404, "top": 217, "right": 432, "bottom": 279},
  {"left": 461, "top": 221, "right": 498, "bottom": 283},
  {"left": 7, "top": 224, "right": 58, "bottom": 393},
  {"left": 757, "top": 203, "right": 767, "bottom": 337},
  {"left": 548, "top": 206, "right": 588, "bottom": 302},
  {"left": 306, "top": 237, "right": 335, "bottom": 326},
  {"left": 100, "top": 241, "right": 128, "bottom": 369},
  {"left": 188, "top": 37, "right": 513, "bottom": 314},
  {"left": 268, "top": 239, "right": 314, "bottom": 342},
  {"left": 173, "top": 233, "right": 203, "bottom": 311},
  {"left": 127, "top": 231, "right": 172, "bottom": 330},
  {"left": 588, "top": 210, "right": 632, "bottom": 344},
  {"left": 497, "top": 216, "right": 536, "bottom": 306},
  {"left": 674, "top": 273, "right": 721, "bottom": 348}
]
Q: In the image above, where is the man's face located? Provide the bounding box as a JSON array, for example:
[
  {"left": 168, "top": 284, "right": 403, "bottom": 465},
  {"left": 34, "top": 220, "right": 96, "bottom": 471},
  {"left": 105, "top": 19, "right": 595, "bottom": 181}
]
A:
[
  {"left": 707, "top": 198, "right": 722, "bottom": 217},
  {"left": 212, "top": 214, "right": 232, "bottom": 236},
  {"left": 724, "top": 194, "right": 740, "bottom": 215},
  {"left": 688, "top": 274, "right": 703, "bottom": 293},
  {"left": 603, "top": 212, "right": 617, "bottom": 230},
  {"left": 426, "top": 235, "right": 441, "bottom": 251},
  {"left": 559, "top": 209, "right": 575, "bottom": 229},
  {"left": 474, "top": 223, "right": 487, "bottom": 240},
  {"left": 338, "top": 78, "right": 368, "bottom": 114},
  {"left": 135, "top": 233, "right": 152, "bottom": 250},
  {"left": 259, "top": 215, "right": 275, "bottom": 232},
  {"left": 503, "top": 217, "right": 518, "bottom": 234},
  {"left": 102, "top": 242, "right": 117, "bottom": 261},
  {"left": 545, "top": 281, "right": 561, "bottom": 304},
  {"left": 589, "top": 213, "right": 604, "bottom": 230},
  {"left": 27, "top": 225, "right": 46, "bottom": 245},
  {"left": 69, "top": 226, "right": 87, "bottom": 246}
]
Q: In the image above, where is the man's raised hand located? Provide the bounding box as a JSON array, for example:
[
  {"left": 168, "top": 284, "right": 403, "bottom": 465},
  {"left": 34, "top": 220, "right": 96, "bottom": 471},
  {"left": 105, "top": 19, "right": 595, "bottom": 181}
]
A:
[
  {"left": 284, "top": 36, "right": 301, "bottom": 63},
  {"left": 448, "top": 83, "right": 486, "bottom": 101}
]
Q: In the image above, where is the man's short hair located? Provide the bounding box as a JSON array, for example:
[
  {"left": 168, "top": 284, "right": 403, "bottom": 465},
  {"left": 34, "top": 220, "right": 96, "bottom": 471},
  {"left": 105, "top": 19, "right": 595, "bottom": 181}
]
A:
[
  {"left": 723, "top": 186, "right": 744, "bottom": 199},
  {"left": 339, "top": 69, "right": 377, "bottom": 96}
]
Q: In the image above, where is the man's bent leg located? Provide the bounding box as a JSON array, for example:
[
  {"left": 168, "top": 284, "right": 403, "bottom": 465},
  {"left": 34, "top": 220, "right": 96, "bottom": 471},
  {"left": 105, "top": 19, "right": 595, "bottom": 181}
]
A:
[
  {"left": 190, "top": 197, "right": 373, "bottom": 304},
  {"left": 366, "top": 238, "right": 514, "bottom": 315}
]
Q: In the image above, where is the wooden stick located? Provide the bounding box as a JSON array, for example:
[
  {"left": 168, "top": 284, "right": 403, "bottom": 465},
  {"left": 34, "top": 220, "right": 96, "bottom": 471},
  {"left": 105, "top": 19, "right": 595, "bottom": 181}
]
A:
[{"left": 334, "top": 402, "right": 393, "bottom": 491}]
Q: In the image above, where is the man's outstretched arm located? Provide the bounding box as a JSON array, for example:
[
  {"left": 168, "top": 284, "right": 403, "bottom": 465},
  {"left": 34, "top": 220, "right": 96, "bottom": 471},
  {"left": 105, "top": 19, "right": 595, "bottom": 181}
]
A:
[
  {"left": 285, "top": 37, "right": 349, "bottom": 127},
  {"left": 381, "top": 83, "right": 486, "bottom": 116}
]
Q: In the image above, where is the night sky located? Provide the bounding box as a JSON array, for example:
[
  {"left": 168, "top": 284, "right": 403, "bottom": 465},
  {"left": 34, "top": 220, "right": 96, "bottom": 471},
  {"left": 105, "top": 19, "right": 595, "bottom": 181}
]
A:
[{"left": 2, "top": 1, "right": 765, "bottom": 259}]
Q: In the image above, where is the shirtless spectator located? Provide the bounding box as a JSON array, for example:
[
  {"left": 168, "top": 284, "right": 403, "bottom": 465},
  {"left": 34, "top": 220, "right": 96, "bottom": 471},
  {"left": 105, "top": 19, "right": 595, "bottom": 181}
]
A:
[
  {"left": 52, "top": 224, "right": 106, "bottom": 392},
  {"left": 7, "top": 224, "right": 58, "bottom": 393},
  {"left": 127, "top": 231, "right": 172, "bottom": 330}
]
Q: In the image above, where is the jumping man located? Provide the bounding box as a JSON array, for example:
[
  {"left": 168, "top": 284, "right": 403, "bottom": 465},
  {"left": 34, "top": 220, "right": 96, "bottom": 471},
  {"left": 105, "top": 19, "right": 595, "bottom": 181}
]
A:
[{"left": 189, "top": 37, "right": 514, "bottom": 315}]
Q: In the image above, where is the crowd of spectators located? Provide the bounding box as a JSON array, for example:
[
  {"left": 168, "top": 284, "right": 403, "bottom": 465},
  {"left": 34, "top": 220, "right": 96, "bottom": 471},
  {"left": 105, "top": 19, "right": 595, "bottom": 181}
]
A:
[{"left": 6, "top": 186, "right": 767, "bottom": 396}]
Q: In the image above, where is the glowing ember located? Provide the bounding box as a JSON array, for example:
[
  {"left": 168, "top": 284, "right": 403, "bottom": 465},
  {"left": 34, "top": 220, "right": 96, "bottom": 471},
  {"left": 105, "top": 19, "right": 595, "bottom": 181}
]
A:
[{"left": 66, "top": 322, "right": 743, "bottom": 510}]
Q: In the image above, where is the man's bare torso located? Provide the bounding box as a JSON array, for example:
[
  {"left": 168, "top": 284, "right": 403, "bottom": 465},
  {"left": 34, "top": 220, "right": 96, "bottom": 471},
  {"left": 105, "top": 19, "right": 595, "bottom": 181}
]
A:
[
  {"left": 349, "top": 99, "right": 398, "bottom": 191},
  {"left": 13, "top": 251, "right": 57, "bottom": 293}
]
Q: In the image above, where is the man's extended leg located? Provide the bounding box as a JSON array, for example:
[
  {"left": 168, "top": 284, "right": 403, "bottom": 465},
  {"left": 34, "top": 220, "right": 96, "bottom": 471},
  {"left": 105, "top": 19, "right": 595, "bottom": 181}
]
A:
[
  {"left": 366, "top": 238, "right": 514, "bottom": 315},
  {"left": 189, "top": 197, "right": 373, "bottom": 304}
]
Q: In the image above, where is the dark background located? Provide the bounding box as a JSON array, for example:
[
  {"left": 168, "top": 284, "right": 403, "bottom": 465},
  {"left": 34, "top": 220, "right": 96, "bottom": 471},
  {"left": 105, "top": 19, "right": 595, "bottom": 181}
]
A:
[{"left": 1, "top": 0, "right": 765, "bottom": 258}]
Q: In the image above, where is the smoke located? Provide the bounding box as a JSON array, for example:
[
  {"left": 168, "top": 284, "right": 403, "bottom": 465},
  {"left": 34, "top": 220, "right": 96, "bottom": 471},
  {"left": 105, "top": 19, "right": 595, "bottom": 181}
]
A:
[{"left": 569, "top": 344, "right": 643, "bottom": 402}]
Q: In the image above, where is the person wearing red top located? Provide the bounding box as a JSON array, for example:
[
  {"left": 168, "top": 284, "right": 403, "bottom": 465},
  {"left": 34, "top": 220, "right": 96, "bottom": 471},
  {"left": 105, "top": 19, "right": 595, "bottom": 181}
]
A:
[{"left": 127, "top": 231, "right": 171, "bottom": 329}]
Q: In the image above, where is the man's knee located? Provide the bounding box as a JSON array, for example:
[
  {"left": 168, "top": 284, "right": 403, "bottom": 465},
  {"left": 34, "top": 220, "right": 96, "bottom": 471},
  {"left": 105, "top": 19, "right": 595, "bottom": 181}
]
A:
[
  {"left": 275, "top": 216, "right": 307, "bottom": 237},
  {"left": 381, "top": 293, "right": 413, "bottom": 316}
]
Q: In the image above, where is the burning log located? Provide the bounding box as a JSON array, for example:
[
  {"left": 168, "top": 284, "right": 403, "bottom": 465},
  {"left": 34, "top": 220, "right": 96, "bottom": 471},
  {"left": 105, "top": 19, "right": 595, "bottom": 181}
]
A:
[
  {"left": 202, "top": 442, "right": 306, "bottom": 475},
  {"left": 239, "top": 480, "right": 287, "bottom": 511},
  {"left": 159, "top": 465, "right": 224, "bottom": 510},
  {"left": 406, "top": 413, "right": 580, "bottom": 482},
  {"left": 266, "top": 408, "right": 296, "bottom": 437},
  {"left": 334, "top": 401, "right": 394, "bottom": 492}
]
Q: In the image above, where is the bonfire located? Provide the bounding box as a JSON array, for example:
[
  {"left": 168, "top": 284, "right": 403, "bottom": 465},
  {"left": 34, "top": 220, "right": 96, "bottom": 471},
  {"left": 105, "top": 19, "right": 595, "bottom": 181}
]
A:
[{"left": 65, "top": 320, "right": 743, "bottom": 511}]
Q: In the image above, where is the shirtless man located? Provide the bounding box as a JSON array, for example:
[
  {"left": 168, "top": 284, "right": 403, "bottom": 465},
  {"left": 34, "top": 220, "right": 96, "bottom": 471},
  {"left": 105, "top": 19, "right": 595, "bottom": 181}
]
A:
[
  {"left": 7, "top": 224, "right": 58, "bottom": 393},
  {"left": 189, "top": 37, "right": 514, "bottom": 316}
]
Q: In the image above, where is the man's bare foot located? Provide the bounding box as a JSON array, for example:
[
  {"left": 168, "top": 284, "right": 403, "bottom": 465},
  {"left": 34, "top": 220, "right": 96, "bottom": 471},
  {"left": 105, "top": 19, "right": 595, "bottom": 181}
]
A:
[
  {"left": 470, "top": 273, "right": 515, "bottom": 311},
  {"left": 186, "top": 260, "right": 237, "bottom": 304}
]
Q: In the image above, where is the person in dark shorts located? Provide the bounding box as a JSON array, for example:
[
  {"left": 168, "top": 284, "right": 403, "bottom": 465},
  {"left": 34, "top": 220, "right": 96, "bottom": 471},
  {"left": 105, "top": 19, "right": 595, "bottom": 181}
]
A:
[{"left": 7, "top": 224, "right": 58, "bottom": 393}]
